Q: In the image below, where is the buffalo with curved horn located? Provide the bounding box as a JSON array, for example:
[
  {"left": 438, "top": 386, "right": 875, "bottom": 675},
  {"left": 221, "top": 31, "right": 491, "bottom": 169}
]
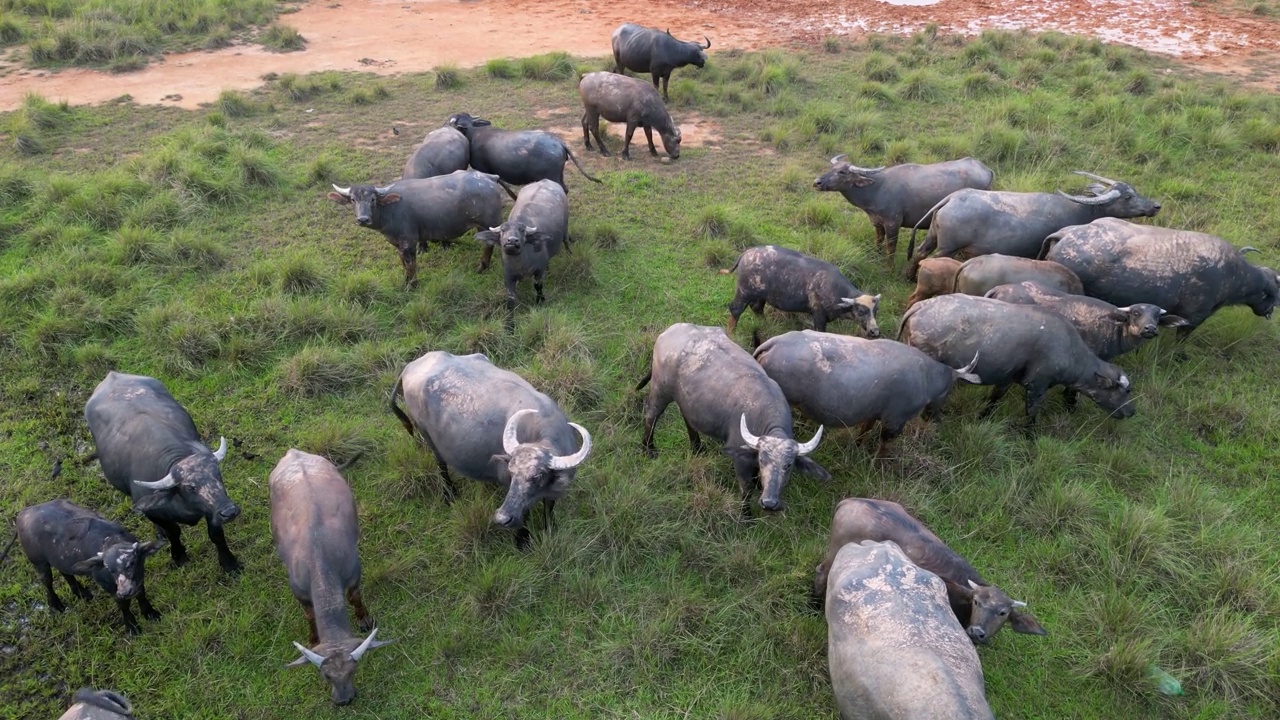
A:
[{"left": 612, "top": 23, "right": 711, "bottom": 101}]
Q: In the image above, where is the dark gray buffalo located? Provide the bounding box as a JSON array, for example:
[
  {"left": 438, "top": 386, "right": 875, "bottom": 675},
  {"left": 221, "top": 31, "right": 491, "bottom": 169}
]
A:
[
  {"left": 17, "top": 499, "right": 164, "bottom": 634},
  {"left": 906, "top": 171, "right": 1160, "bottom": 280},
  {"left": 579, "top": 71, "right": 681, "bottom": 160},
  {"left": 447, "top": 112, "right": 602, "bottom": 192},
  {"left": 814, "top": 156, "right": 994, "bottom": 263},
  {"left": 58, "top": 689, "right": 135, "bottom": 720},
  {"left": 475, "top": 179, "right": 570, "bottom": 311},
  {"left": 754, "top": 331, "right": 980, "bottom": 459},
  {"left": 86, "top": 371, "right": 241, "bottom": 573},
  {"left": 1042, "top": 217, "right": 1280, "bottom": 337},
  {"left": 272, "top": 449, "right": 392, "bottom": 706},
  {"left": 400, "top": 125, "right": 469, "bottom": 180},
  {"left": 952, "top": 254, "right": 1083, "bottom": 297},
  {"left": 611, "top": 23, "right": 710, "bottom": 101},
  {"left": 638, "top": 323, "right": 829, "bottom": 513},
  {"left": 329, "top": 170, "right": 508, "bottom": 287},
  {"left": 723, "top": 245, "right": 880, "bottom": 336},
  {"left": 814, "top": 498, "right": 1046, "bottom": 645},
  {"left": 391, "top": 352, "right": 593, "bottom": 549},
  {"left": 898, "top": 295, "right": 1135, "bottom": 428},
  {"left": 827, "top": 540, "right": 995, "bottom": 720}
]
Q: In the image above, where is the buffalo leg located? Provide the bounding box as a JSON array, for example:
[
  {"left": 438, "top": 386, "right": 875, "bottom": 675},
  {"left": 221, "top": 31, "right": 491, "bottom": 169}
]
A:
[
  {"left": 661, "top": 74, "right": 671, "bottom": 102},
  {"left": 301, "top": 601, "right": 319, "bottom": 646},
  {"left": 398, "top": 246, "right": 418, "bottom": 288},
  {"left": 643, "top": 127, "right": 658, "bottom": 156},
  {"left": 980, "top": 385, "right": 1012, "bottom": 419},
  {"left": 534, "top": 273, "right": 545, "bottom": 305},
  {"left": 347, "top": 587, "right": 373, "bottom": 632},
  {"left": 922, "top": 397, "right": 945, "bottom": 423},
  {"left": 117, "top": 598, "right": 142, "bottom": 635},
  {"left": 641, "top": 392, "right": 671, "bottom": 456},
  {"left": 622, "top": 122, "right": 638, "bottom": 160},
  {"left": 36, "top": 563, "right": 66, "bottom": 612},
  {"left": 750, "top": 299, "right": 766, "bottom": 316},
  {"left": 884, "top": 222, "right": 901, "bottom": 261},
  {"left": 504, "top": 276, "right": 518, "bottom": 312},
  {"left": 1176, "top": 325, "right": 1195, "bottom": 342},
  {"left": 62, "top": 573, "right": 92, "bottom": 601},
  {"left": 581, "top": 112, "right": 593, "bottom": 150},
  {"left": 515, "top": 512, "right": 532, "bottom": 551},
  {"left": 477, "top": 243, "right": 494, "bottom": 273},
  {"left": 153, "top": 519, "right": 188, "bottom": 567},
  {"left": 873, "top": 225, "right": 886, "bottom": 252},
  {"left": 137, "top": 588, "right": 161, "bottom": 621},
  {"left": 683, "top": 416, "right": 704, "bottom": 454},
  {"left": 207, "top": 522, "right": 241, "bottom": 575},
  {"left": 874, "top": 425, "right": 903, "bottom": 462},
  {"left": 905, "top": 229, "right": 940, "bottom": 282},
  {"left": 727, "top": 293, "right": 748, "bottom": 333},
  {"left": 1023, "top": 384, "right": 1049, "bottom": 432},
  {"left": 854, "top": 419, "right": 877, "bottom": 445},
  {"left": 423, "top": 437, "right": 458, "bottom": 502},
  {"left": 812, "top": 309, "right": 828, "bottom": 332},
  {"left": 543, "top": 499, "right": 557, "bottom": 533},
  {"left": 730, "top": 456, "right": 757, "bottom": 518}
]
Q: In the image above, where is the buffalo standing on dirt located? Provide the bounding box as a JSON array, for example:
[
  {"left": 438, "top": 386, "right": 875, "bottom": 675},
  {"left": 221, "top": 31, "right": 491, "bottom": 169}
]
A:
[
  {"left": 723, "top": 245, "right": 880, "bottom": 336},
  {"left": 85, "top": 371, "right": 241, "bottom": 574},
  {"left": 826, "top": 540, "right": 995, "bottom": 720},
  {"left": 58, "top": 689, "right": 135, "bottom": 720},
  {"left": 906, "top": 171, "right": 1160, "bottom": 280},
  {"left": 272, "top": 449, "right": 392, "bottom": 706},
  {"left": 813, "top": 156, "right": 994, "bottom": 263},
  {"left": 447, "top": 112, "right": 602, "bottom": 192},
  {"left": 17, "top": 499, "right": 164, "bottom": 634},
  {"left": 814, "top": 498, "right": 1046, "bottom": 645},
  {"left": 1042, "top": 217, "right": 1280, "bottom": 337},
  {"left": 390, "top": 351, "right": 592, "bottom": 549},
  {"left": 329, "top": 170, "right": 508, "bottom": 287},
  {"left": 400, "top": 125, "right": 470, "bottom": 180},
  {"left": 753, "top": 331, "right": 980, "bottom": 460},
  {"left": 611, "top": 23, "right": 710, "bottom": 101},
  {"left": 579, "top": 71, "right": 681, "bottom": 160},
  {"left": 475, "top": 180, "right": 570, "bottom": 311},
  {"left": 951, "top": 254, "right": 1083, "bottom": 298},
  {"left": 638, "top": 323, "right": 829, "bottom": 513},
  {"left": 898, "top": 294, "right": 1135, "bottom": 428}
]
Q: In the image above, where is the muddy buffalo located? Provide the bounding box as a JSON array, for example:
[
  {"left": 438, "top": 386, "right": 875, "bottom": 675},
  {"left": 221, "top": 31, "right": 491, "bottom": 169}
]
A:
[
  {"left": 952, "top": 254, "right": 1083, "bottom": 298},
  {"left": 447, "top": 112, "right": 602, "bottom": 192},
  {"left": 904, "top": 256, "right": 963, "bottom": 310},
  {"left": 58, "top": 689, "right": 135, "bottom": 720},
  {"left": 400, "top": 125, "right": 470, "bottom": 180},
  {"left": 723, "top": 245, "right": 880, "bottom": 336},
  {"left": 579, "top": 71, "right": 681, "bottom": 160},
  {"left": 611, "top": 23, "right": 710, "bottom": 101}
]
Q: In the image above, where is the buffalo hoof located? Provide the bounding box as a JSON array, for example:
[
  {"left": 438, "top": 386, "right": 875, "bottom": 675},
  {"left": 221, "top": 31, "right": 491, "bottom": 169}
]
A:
[
  {"left": 48, "top": 597, "right": 67, "bottom": 613},
  {"left": 641, "top": 446, "right": 658, "bottom": 459},
  {"left": 650, "top": 149, "right": 659, "bottom": 157},
  {"left": 124, "top": 621, "right": 142, "bottom": 636},
  {"left": 72, "top": 586, "right": 93, "bottom": 601},
  {"left": 219, "top": 556, "right": 242, "bottom": 575},
  {"left": 514, "top": 527, "right": 532, "bottom": 552},
  {"left": 171, "top": 552, "right": 190, "bottom": 568},
  {"left": 357, "top": 615, "right": 374, "bottom": 633},
  {"left": 143, "top": 606, "right": 163, "bottom": 622}
]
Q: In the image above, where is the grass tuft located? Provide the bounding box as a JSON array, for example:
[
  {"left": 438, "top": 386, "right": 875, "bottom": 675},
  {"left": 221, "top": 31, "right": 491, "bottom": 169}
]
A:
[
  {"left": 261, "top": 23, "right": 305, "bottom": 52},
  {"left": 433, "top": 64, "right": 464, "bottom": 90},
  {"left": 519, "top": 51, "right": 576, "bottom": 81},
  {"left": 485, "top": 57, "right": 518, "bottom": 79}
]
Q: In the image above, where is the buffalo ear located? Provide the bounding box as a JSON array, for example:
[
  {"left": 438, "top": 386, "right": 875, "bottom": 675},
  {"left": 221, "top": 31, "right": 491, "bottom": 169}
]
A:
[
  {"left": 1105, "top": 309, "right": 1129, "bottom": 324},
  {"left": 526, "top": 232, "right": 550, "bottom": 250},
  {"left": 490, "top": 453, "right": 511, "bottom": 465},
  {"left": 850, "top": 175, "right": 875, "bottom": 188},
  {"left": 1010, "top": 609, "right": 1048, "bottom": 636},
  {"left": 1158, "top": 313, "right": 1190, "bottom": 328},
  {"left": 376, "top": 193, "right": 401, "bottom": 206},
  {"left": 133, "top": 489, "right": 177, "bottom": 514},
  {"left": 722, "top": 446, "right": 756, "bottom": 463},
  {"left": 327, "top": 192, "right": 352, "bottom": 204},
  {"left": 473, "top": 118, "right": 492, "bottom": 127},
  {"left": 71, "top": 554, "right": 106, "bottom": 573},
  {"left": 795, "top": 456, "right": 831, "bottom": 482},
  {"left": 139, "top": 540, "right": 167, "bottom": 558},
  {"left": 476, "top": 230, "right": 500, "bottom": 246},
  {"left": 948, "top": 579, "right": 975, "bottom": 601}
]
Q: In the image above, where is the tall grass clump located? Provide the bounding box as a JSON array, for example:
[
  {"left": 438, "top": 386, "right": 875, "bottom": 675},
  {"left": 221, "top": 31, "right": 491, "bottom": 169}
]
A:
[
  {"left": 433, "top": 64, "right": 463, "bottom": 90},
  {"left": 862, "top": 52, "right": 899, "bottom": 83},
  {"left": 0, "top": 12, "right": 27, "bottom": 45},
  {"left": 260, "top": 23, "right": 305, "bottom": 51},
  {"left": 519, "top": 51, "right": 575, "bottom": 81},
  {"left": 485, "top": 57, "right": 518, "bottom": 79}
]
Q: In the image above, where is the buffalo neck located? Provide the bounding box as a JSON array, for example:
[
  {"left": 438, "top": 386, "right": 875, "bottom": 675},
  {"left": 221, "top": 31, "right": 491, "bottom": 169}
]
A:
[{"left": 310, "top": 565, "right": 354, "bottom": 644}]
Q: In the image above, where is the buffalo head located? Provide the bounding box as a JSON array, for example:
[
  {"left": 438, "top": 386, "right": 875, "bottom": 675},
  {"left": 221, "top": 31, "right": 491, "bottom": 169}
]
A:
[
  {"left": 491, "top": 409, "right": 591, "bottom": 528},
  {"left": 446, "top": 112, "right": 493, "bottom": 138},
  {"left": 661, "top": 126, "right": 682, "bottom": 160},
  {"left": 1074, "top": 361, "right": 1136, "bottom": 419},
  {"left": 477, "top": 223, "right": 551, "bottom": 258},
  {"left": 726, "top": 414, "right": 828, "bottom": 512},
  {"left": 1106, "top": 303, "right": 1187, "bottom": 339},
  {"left": 1057, "top": 171, "right": 1161, "bottom": 218},
  {"left": 328, "top": 184, "right": 400, "bottom": 227},
  {"left": 133, "top": 437, "right": 240, "bottom": 526},
  {"left": 287, "top": 629, "right": 394, "bottom": 706},
  {"left": 813, "top": 155, "right": 886, "bottom": 192},
  {"left": 838, "top": 293, "right": 881, "bottom": 337},
  {"left": 71, "top": 540, "right": 165, "bottom": 600},
  {"left": 957, "top": 579, "right": 1047, "bottom": 644},
  {"left": 1249, "top": 267, "right": 1279, "bottom": 320}
]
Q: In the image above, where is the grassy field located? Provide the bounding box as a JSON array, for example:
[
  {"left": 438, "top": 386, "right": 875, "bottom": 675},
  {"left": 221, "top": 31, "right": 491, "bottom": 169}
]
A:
[{"left": 1, "top": 29, "right": 1279, "bottom": 719}]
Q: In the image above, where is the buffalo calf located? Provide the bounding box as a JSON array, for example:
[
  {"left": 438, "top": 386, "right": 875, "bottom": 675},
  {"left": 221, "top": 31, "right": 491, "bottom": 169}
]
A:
[{"left": 724, "top": 245, "right": 880, "bottom": 336}]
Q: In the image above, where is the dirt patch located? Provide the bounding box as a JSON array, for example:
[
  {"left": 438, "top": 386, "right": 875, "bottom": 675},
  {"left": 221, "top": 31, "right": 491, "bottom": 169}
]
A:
[{"left": 2, "top": 0, "right": 1278, "bottom": 112}]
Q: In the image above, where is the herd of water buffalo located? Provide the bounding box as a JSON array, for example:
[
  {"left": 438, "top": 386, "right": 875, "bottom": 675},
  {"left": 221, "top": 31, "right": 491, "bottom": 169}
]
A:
[{"left": 13, "top": 21, "right": 1280, "bottom": 720}]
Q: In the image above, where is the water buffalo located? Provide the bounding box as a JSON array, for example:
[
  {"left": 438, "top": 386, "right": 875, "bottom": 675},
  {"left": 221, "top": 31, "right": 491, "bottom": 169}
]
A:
[
  {"left": 905, "top": 256, "right": 963, "bottom": 310},
  {"left": 400, "top": 125, "right": 470, "bottom": 180},
  {"left": 329, "top": 170, "right": 508, "bottom": 287},
  {"left": 637, "top": 323, "right": 829, "bottom": 513},
  {"left": 898, "top": 294, "right": 1135, "bottom": 428},
  {"left": 272, "top": 449, "right": 391, "bottom": 706},
  {"left": 475, "top": 180, "right": 570, "bottom": 311},
  {"left": 579, "top": 71, "right": 681, "bottom": 160},
  {"left": 611, "top": 23, "right": 710, "bottom": 101},
  {"left": 17, "top": 499, "right": 164, "bottom": 635},
  {"left": 447, "top": 112, "right": 602, "bottom": 192},
  {"left": 390, "top": 352, "right": 592, "bottom": 549},
  {"left": 754, "top": 331, "right": 980, "bottom": 460},
  {"left": 85, "top": 371, "right": 241, "bottom": 574},
  {"left": 1042, "top": 217, "right": 1280, "bottom": 337},
  {"left": 952, "top": 254, "right": 1083, "bottom": 297},
  {"left": 722, "top": 245, "right": 880, "bottom": 336},
  {"left": 906, "top": 171, "right": 1161, "bottom": 280},
  {"left": 58, "top": 689, "right": 134, "bottom": 720},
  {"left": 814, "top": 498, "right": 1046, "bottom": 645},
  {"left": 827, "top": 540, "right": 995, "bottom": 720},
  {"left": 814, "top": 156, "right": 994, "bottom": 263}
]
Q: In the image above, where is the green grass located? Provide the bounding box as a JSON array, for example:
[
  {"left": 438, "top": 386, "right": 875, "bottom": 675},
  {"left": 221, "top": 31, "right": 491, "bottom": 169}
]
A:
[
  {"left": 259, "top": 22, "right": 304, "bottom": 52},
  {"left": 2, "top": 33, "right": 1280, "bottom": 719}
]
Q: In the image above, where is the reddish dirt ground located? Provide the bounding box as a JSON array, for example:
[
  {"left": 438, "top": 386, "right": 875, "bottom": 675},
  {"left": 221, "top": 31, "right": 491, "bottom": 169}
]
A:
[{"left": 1, "top": 0, "right": 1278, "bottom": 112}]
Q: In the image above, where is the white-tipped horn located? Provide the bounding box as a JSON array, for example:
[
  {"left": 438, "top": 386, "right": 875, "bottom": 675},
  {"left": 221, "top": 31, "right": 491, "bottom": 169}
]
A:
[
  {"left": 830, "top": 153, "right": 848, "bottom": 165},
  {"left": 212, "top": 436, "right": 227, "bottom": 462},
  {"left": 739, "top": 414, "right": 761, "bottom": 449},
  {"left": 331, "top": 184, "right": 351, "bottom": 197},
  {"left": 796, "top": 425, "right": 824, "bottom": 455},
  {"left": 968, "top": 579, "right": 981, "bottom": 590},
  {"left": 489, "top": 226, "right": 502, "bottom": 232},
  {"left": 1119, "top": 373, "right": 1130, "bottom": 390},
  {"left": 1057, "top": 188, "right": 1121, "bottom": 205},
  {"left": 1240, "top": 246, "right": 1261, "bottom": 254},
  {"left": 851, "top": 164, "right": 886, "bottom": 174},
  {"left": 839, "top": 296, "right": 857, "bottom": 308},
  {"left": 351, "top": 628, "right": 394, "bottom": 661},
  {"left": 524, "top": 225, "right": 536, "bottom": 233},
  {"left": 1072, "top": 170, "right": 1118, "bottom": 186},
  {"left": 291, "top": 642, "right": 325, "bottom": 667},
  {"left": 374, "top": 184, "right": 393, "bottom": 195},
  {"left": 1011, "top": 600, "right": 1028, "bottom": 608},
  {"left": 549, "top": 422, "right": 592, "bottom": 470},
  {"left": 502, "top": 409, "right": 537, "bottom": 455},
  {"left": 134, "top": 472, "right": 176, "bottom": 490}
]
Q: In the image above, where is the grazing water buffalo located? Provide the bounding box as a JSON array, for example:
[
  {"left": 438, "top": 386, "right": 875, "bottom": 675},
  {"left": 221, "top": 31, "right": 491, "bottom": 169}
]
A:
[
  {"left": 391, "top": 352, "right": 592, "bottom": 549},
  {"left": 754, "top": 331, "right": 980, "bottom": 460},
  {"left": 17, "top": 499, "right": 164, "bottom": 634},
  {"left": 272, "top": 449, "right": 391, "bottom": 706},
  {"left": 400, "top": 125, "right": 469, "bottom": 180},
  {"left": 814, "top": 156, "right": 994, "bottom": 263},
  {"left": 611, "top": 23, "right": 710, "bottom": 101},
  {"left": 899, "top": 295, "right": 1135, "bottom": 428},
  {"left": 579, "top": 71, "right": 681, "bottom": 160},
  {"left": 906, "top": 171, "right": 1161, "bottom": 280},
  {"left": 952, "top": 254, "right": 1083, "bottom": 297},
  {"left": 447, "top": 113, "right": 602, "bottom": 192},
  {"left": 58, "top": 689, "right": 134, "bottom": 720},
  {"left": 827, "top": 540, "right": 995, "bottom": 720},
  {"left": 722, "top": 245, "right": 880, "bottom": 336},
  {"left": 329, "top": 170, "right": 508, "bottom": 287},
  {"left": 637, "top": 323, "right": 829, "bottom": 513},
  {"left": 905, "top": 256, "right": 963, "bottom": 310},
  {"left": 475, "top": 180, "right": 570, "bottom": 311},
  {"left": 86, "top": 371, "right": 240, "bottom": 574},
  {"left": 814, "top": 499, "right": 1046, "bottom": 645},
  {"left": 1042, "top": 217, "right": 1280, "bottom": 337}
]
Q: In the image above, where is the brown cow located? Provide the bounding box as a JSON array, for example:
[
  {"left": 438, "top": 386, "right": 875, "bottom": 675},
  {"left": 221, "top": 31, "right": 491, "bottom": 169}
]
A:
[{"left": 905, "top": 256, "right": 963, "bottom": 309}]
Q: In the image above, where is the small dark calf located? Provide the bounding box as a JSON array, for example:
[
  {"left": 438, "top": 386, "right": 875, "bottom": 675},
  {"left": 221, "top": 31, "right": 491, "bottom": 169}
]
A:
[
  {"left": 579, "top": 71, "right": 681, "bottom": 160},
  {"left": 724, "top": 245, "right": 879, "bottom": 336},
  {"left": 476, "top": 180, "right": 570, "bottom": 311}
]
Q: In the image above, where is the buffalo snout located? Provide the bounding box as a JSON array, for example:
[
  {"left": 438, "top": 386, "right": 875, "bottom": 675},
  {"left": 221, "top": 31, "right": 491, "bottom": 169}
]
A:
[
  {"left": 1140, "top": 324, "right": 1158, "bottom": 338},
  {"left": 217, "top": 502, "right": 241, "bottom": 523},
  {"left": 1110, "top": 400, "right": 1137, "bottom": 420},
  {"left": 760, "top": 496, "right": 784, "bottom": 512},
  {"left": 493, "top": 510, "right": 519, "bottom": 528},
  {"left": 356, "top": 214, "right": 372, "bottom": 226},
  {"left": 967, "top": 626, "right": 988, "bottom": 644},
  {"left": 333, "top": 687, "right": 356, "bottom": 706},
  {"left": 865, "top": 327, "right": 881, "bottom": 339}
]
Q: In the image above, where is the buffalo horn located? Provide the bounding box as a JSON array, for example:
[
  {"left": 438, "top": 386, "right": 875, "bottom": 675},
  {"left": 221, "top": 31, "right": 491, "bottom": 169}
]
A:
[
  {"left": 1057, "top": 188, "right": 1121, "bottom": 205},
  {"left": 502, "top": 409, "right": 537, "bottom": 455},
  {"left": 839, "top": 297, "right": 857, "bottom": 308},
  {"left": 351, "top": 628, "right": 394, "bottom": 661},
  {"left": 549, "top": 423, "right": 593, "bottom": 470},
  {"left": 374, "top": 184, "right": 393, "bottom": 195},
  {"left": 212, "top": 436, "right": 227, "bottom": 462},
  {"left": 829, "top": 153, "right": 848, "bottom": 165},
  {"left": 702, "top": 36, "right": 712, "bottom": 49},
  {"left": 739, "top": 414, "right": 761, "bottom": 449},
  {"left": 134, "top": 472, "right": 177, "bottom": 490},
  {"left": 796, "top": 425, "right": 825, "bottom": 456},
  {"left": 331, "top": 184, "right": 351, "bottom": 197},
  {"left": 1072, "top": 170, "right": 1118, "bottom": 186},
  {"left": 1011, "top": 600, "right": 1028, "bottom": 608},
  {"left": 1115, "top": 306, "right": 1132, "bottom": 312},
  {"left": 489, "top": 226, "right": 502, "bottom": 232},
  {"left": 289, "top": 642, "right": 325, "bottom": 667},
  {"left": 1241, "top": 246, "right": 1261, "bottom": 254},
  {"left": 851, "top": 164, "right": 885, "bottom": 174},
  {"left": 525, "top": 225, "right": 536, "bottom": 233}
]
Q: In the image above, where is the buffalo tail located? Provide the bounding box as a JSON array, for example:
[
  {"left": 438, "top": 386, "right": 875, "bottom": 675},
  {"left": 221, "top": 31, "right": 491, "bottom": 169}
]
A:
[
  {"left": 497, "top": 178, "right": 519, "bottom": 201},
  {"left": 634, "top": 369, "right": 652, "bottom": 391},
  {"left": 565, "top": 146, "right": 604, "bottom": 184},
  {"left": 0, "top": 531, "right": 17, "bottom": 565},
  {"left": 906, "top": 193, "right": 954, "bottom": 260},
  {"left": 390, "top": 376, "right": 415, "bottom": 437}
]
